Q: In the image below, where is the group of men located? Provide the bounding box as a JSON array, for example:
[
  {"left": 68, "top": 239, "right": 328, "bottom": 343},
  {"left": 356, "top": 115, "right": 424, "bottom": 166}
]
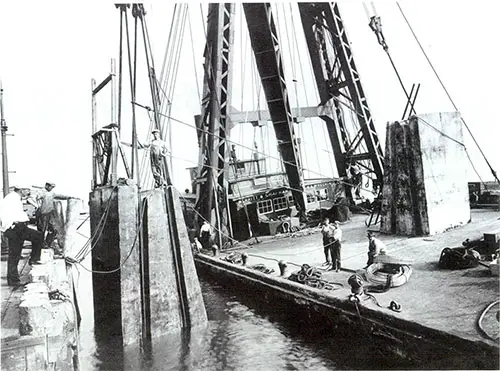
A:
[
  {"left": 1, "top": 182, "right": 76, "bottom": 287},
  {"left": 321, "top": 217, "right": 386, "bottom": 272},
  {"left": 321, "top": 218, "right": 343, "bottom": 272}
]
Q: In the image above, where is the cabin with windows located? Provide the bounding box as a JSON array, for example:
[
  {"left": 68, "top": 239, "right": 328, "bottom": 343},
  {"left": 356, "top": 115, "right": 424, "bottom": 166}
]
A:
[{"left": 187, "top": 155, "right": 341, "bottom": 241}]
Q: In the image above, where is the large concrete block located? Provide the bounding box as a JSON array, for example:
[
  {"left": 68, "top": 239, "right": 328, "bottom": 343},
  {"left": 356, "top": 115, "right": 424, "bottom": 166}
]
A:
[
  {"left": 90, "top": 184, "right": 141, "bottom": 347},
  {"left": 141, "top": 189, "right": 207, "bottom": 339},
  {"left": 380, "top": 112, "right": 470, "bottom": 235}
]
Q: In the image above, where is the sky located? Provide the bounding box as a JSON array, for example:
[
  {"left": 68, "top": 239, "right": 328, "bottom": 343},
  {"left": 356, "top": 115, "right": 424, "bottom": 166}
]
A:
[{"left": 0, "top": 1, "right": 499, "bottom": 203}]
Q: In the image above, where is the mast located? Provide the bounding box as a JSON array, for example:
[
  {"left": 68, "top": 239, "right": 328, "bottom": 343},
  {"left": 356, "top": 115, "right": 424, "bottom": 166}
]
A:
[{"left": 0, "top": 82, "right": 9, "bottom": 197}]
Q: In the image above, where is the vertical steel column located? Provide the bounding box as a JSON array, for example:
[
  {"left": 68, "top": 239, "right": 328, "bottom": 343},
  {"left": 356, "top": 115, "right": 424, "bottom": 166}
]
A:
[
  {"left": 91, "top": 79, "right": 97, "bottom": 189},
  {"left": 0, "top": 83, "right": 9, "bottom": 196},
  {"left": 110, "top": 59, "right": 118, "bottom": 185},
  {"left": 298, "top": 3, "right": 384, "bottom": 188},
  {"left": 196, "top": 3, "right": 235, "bottom": 245},
  {"left": 243, "top": 3, "right": 306, "bottom": 214}
]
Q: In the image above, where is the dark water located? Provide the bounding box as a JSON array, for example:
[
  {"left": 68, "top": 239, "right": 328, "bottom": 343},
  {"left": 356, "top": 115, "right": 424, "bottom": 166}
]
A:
[{"left": 77, "top": 277, "right": 387, "bottom": 371}]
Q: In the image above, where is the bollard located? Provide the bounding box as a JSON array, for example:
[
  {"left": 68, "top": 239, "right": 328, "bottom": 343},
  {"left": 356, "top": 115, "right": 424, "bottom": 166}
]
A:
[
  {"left": 278, "top": 260, "right": 287, "bottom": 276},
  {"left": 212, "top": 244, "right": 219, "bottom": 257},
  {"left": 241, "top": 252, "right": 248, "bottom": 266}
]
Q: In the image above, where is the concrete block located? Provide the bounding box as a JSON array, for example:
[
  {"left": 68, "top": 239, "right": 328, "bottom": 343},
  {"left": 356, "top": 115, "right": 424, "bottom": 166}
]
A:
[
  {"left": 40, "top": 248, "right": 54, "bottom": 264},
  {"left": 141, "top": 189, "right": 207, "bottom": 338},
  {"left": 48, "top": 300, "right": 75, "bottom": 337},
  {"left": 19, "top": 296, "right": 52, "bottom": 336},
  {"left": 29, "top": 264, "right": 50, "bottom": 285},
  {"left": 380, "top": 113, "right": 470, "bottom": 236},
  {"left": 90, "top": 185, "right": 141, "bottom": 347}
]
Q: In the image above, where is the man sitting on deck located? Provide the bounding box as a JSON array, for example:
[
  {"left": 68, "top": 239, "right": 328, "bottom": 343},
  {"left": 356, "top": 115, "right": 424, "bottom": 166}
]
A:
[
  {"left": 199, "top": 220, "right": 212, "bottom": 250},
  {"left": 365, "top": 231, "right": 386, "bottom": 268},
  {"left": 1, "top": 186, "right": 44, "bottom": 286}
]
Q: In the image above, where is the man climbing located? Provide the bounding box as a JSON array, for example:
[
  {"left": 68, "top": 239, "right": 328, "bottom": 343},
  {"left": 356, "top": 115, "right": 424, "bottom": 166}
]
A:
[
  {"left": 365, "top": 231, "right": 386, "bottom": 268},
  {"left": 1, "top": 186, "right": 44, "bottom": 286},
  {"left": 349, "top": 161, "right": 363, "bottom": 199},
  {"left": 321, "top": 217, "right": 335, "bottom": 267},
  {"left": 36, "top": 182, "right": 74, "bottom": 252}
]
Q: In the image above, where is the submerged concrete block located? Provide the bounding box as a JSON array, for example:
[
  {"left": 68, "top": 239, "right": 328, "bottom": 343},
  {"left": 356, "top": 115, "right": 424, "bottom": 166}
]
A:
[
  {"left": 90, "top": 185, "right": 141, "bottom": 347},
  {"left": 380, "top": 112, "right": 470, "bottom": 235},
  {"left": 142, "top": 189, "right": 207, "bottom": 339}
]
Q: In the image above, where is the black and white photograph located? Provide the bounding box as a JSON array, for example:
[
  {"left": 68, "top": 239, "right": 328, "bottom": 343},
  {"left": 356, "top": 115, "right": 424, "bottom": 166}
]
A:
[{"left": 0, "top": 1, "right": 499, "bottom": 370}]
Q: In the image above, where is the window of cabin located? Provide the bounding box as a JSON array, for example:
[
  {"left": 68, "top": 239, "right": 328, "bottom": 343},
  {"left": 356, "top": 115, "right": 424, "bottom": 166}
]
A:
[
  {"left": 273, "top": 196, "right": 288, "bottom": 211},
  {"left": 257, "top": 199, "right": 273, "bottom": 214}
]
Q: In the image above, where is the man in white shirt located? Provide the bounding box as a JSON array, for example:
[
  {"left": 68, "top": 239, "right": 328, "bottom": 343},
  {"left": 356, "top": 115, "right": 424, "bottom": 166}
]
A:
[
  {"left": 366, "top": 231, "right": 387, "bottom": 268},
  {"left": 1, "top": 186, "right": 44, "bottom": 286},
  {"left": 331, "top": 221, "right": 343, "bottom": 272},
  {"left": 199, "top": 221, "right": 212, "bottom": 250}
]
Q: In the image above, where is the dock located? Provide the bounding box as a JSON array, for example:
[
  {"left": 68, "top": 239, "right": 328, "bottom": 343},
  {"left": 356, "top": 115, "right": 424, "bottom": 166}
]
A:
[{"left": 194, "top": 209, "right": 500, "bottom": 369}]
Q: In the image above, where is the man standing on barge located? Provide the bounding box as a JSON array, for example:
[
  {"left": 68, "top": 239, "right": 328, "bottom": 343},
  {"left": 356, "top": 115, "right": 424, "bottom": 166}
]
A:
[{"left": 321, "top": 217, "right": 335, "bottom": 267}]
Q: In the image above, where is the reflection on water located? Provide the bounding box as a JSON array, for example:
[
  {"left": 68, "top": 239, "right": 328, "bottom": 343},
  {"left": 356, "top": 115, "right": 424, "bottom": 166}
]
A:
[{"left": 78, "top": 276, "right": 380, "bottom": 371}]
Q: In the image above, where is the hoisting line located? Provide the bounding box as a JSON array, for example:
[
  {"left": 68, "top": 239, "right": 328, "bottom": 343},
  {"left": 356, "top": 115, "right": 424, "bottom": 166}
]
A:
[{"left": 397, "top": 2, "right": 500, "bottom": 186}]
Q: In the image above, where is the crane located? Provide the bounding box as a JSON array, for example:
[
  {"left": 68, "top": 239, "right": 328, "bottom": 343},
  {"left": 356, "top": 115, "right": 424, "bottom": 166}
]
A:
[{"left": 194, "top": 3, "right": 384, "bottom": 246}]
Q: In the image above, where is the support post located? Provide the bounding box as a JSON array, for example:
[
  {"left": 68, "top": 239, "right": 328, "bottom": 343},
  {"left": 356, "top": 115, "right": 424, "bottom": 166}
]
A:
[
  {"left": 196, "top": 3, "right": 235, "bottom": 242},
  {"left": 91, "top": 79, "right": 97, "bottom": 189},
  {"left": 243, "top": 3, "right": 307, "bottom": 215},
  {"left": 0, "top": 82, "right": 9, "bottom": 196}
]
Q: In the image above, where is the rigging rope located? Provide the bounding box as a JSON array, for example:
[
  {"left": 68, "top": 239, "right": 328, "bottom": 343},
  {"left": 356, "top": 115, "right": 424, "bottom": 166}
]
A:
[
  {"left": 134, "top": 103, "right": 378, "bottom": 194},
  {"left": 397, "top": 2, "right": 499, "bottom": 185}
]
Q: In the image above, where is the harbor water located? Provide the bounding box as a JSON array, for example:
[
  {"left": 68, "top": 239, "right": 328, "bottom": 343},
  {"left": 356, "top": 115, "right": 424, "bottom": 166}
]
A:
[{"left": 76, "top": 269, "right": 389, "bottom": 371}]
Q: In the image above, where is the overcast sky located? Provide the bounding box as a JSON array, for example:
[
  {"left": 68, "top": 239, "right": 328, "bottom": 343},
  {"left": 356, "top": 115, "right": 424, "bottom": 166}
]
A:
[{"left": 0, "top": 1, "right": 498, "bottom": 202}]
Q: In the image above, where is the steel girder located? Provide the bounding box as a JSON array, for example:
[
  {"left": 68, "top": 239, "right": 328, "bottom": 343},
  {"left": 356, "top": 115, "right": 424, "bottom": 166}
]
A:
[
  {"left": 298, "top": 3, "right": 384, "bottom": 189},
  {"left": 242, "top": 3, "right": 306, "bottom": 215},
  {"left": 196, "top": 4, "right": 235, "bottom": 239}
]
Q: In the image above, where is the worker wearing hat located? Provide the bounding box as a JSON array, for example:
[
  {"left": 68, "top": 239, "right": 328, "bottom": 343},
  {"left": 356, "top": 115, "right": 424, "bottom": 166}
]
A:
[
  {"left": 1, "top": 186, "right": 44, "bottom": 286},
  {"left": 36, "top": 182, "right": 75, "bottom": 252},
  {"left": 144, "top": 128, "right": 170, "bottom": 188}
]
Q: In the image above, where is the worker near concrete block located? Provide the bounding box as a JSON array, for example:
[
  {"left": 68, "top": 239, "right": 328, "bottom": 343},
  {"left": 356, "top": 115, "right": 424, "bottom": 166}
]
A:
[
  {"left": 199, "top": 220, "right": 212, "bottom": 250},
  {"left": 365, "top": 231, "right": 386, "bottom": 268},
  {"left": 36, "top": 182, "right": 74, "bottom": 252},
  {"left": 331, "top": 221, "right": 342, "bottom": 272},
  {"left": 321, "top": 217, "right": 335, "bottom": 267},
  {"left": 143, "top": 128, "right": 169, "bottom": 188},
  {"left": 0, "top": 186, "right": 43, "bottom": 286}
]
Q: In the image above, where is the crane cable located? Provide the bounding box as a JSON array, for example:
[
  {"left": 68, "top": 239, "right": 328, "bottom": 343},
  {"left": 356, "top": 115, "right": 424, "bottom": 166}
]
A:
[{"left": 397, "top": 2, "right": 499, "bottom": 186}]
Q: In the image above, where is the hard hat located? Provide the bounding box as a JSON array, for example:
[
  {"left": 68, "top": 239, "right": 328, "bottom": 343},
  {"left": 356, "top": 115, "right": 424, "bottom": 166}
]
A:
[{"left": 45, "top": 182, "right": 56, "bottom": 187}]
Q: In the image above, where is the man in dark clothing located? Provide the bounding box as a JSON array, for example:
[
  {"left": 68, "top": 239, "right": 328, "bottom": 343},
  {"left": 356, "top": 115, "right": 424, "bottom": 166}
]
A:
[{"left": 1, "top": 186, "right": 43, "bottom": 286}]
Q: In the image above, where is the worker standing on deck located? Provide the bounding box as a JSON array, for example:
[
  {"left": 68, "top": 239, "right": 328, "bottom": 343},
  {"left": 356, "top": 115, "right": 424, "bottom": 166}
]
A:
[
  {"left": 1, "top": 186, "right": 44, "bottom": 286},
  {"left": 331, "top": 221, "right": 343, "bottom": 272},
  {"left": 199, "top": 220, "right": 212, "bottom": 250},
  {"left": 37, "top": 182, "right": 74, "bottom": 252},
  {"left": 321, "top": 217, "right": 335, "bottom": 267},
  {"left": 365, "top": 231, "right": 386, "bottom": 268},
  {"left": 142, "top": 128, "right": 169, "bottom": 188}
]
